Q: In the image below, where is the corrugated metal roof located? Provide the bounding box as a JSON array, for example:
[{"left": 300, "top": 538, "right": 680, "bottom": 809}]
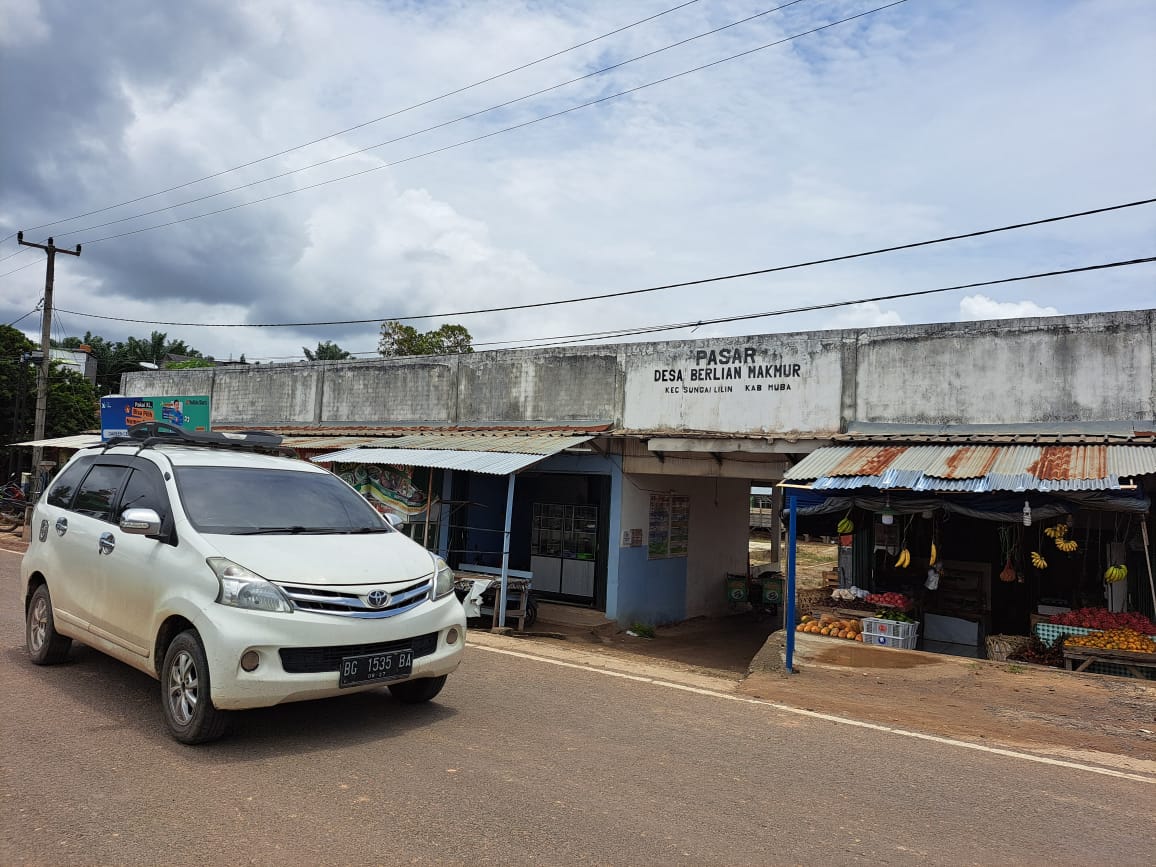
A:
[
  {"left": 280, "top": 436, "right": 383, "bottom": 452},
  {"left": 309, "top": 433, "right": 594, "bottom": 475},
  {"left": 362, "top": 433, "right": 594, "bottom": 455},
  {"left": 838, "top": 420, "right": 1156, "bottom": 442},
  {"left": 12, "top": 434, "right": 101, "bottom": 449},
  {"left": 785, "top": 443, "right": 1156, "bottom": 492}
]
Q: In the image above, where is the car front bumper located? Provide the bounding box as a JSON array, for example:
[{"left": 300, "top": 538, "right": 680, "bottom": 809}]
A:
[{"left": 194, "top": 594, "right": 467, "bottom": 710}]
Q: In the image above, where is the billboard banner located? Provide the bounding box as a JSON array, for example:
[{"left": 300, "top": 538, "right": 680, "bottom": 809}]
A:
[{"left": 100, "top": 396, "right": 211, "bottom": 440}]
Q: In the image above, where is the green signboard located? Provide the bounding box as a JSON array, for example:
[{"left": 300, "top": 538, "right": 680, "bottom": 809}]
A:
[{"left": 100, "top": 396, "right": 211, "bottom": 440}]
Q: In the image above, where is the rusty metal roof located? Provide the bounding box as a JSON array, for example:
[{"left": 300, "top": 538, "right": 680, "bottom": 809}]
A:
[{"left": 784, "top": 443, "right": 1156, "bottom": 492}]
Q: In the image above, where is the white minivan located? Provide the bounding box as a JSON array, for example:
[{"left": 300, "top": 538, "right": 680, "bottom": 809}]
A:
[{"left": 21, "top": 425, "right": 466, "bottom": 743}]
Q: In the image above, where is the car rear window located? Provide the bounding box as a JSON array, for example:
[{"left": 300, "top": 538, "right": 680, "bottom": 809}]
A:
[{"left": 173, "top": 466, "right": 388, "bottom": 534}]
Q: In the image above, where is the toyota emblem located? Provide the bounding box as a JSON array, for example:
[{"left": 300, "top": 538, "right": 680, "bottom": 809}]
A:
[{"left": 366, "top": 589, "right": 391, "bottom": 609}]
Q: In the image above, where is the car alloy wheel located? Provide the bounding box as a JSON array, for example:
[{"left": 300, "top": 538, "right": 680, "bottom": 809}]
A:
[
  {"left": 166, "top": 648, "right": 199, "bottom": 726},
  {"left": 29, "top": 594, "right": 50, "bottom": 654}
]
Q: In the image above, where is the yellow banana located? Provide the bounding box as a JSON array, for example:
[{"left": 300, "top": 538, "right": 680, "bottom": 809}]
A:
[
  {"left": 1031, "top": 551, "right": 1047, "bottom": 570},
  {"left": 929, "top": 542, "right": 937, "bottom": 566}
]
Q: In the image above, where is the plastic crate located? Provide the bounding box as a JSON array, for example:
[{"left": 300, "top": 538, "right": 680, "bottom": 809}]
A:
[{"left": 861, "top": 617, "right": 919, "bottom": 649}]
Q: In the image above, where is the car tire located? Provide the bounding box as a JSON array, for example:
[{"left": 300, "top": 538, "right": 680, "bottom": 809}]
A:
[
  {"left": 26, "top": 584, "right": 71, "bottom": 665},
  {"left": 161, "top": 630, "right": 229, "bottom": 744},
  {"left": 388, "top": 675, "right": 447, "bottom": 704}
]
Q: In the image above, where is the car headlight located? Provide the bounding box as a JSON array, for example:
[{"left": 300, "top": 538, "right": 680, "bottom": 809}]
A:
[
  {"left": 433, "top": 556, "right": 455, "bottom": 600},
  {"left": 208, "top": 557, "right": 293, "bottom": 613}
]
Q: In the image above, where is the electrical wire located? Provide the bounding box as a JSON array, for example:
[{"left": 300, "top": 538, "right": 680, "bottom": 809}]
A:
[
  {"left": 49, "top": 0, "right": 812, "bottom": 242},
  {"left": 201, "top": 255, "right": 1156, "bottom": 364},
  {"left": 70, "top": 0, "right": 909, "bottom": 247},
  {"left": 6, "top": 303, "right": 42, "bottom": 327},
  {"left": 470, "top": 256, "right": 1156, "bottom": 350},
  {"left": 14, "top": 0, "right": 708, "bottom": 237},
  {"left": 0, "top": 259, "right": 42, "bottom": 281},
  {"left": 53, "top": 196, "right": 1156, "bottom": 327}
]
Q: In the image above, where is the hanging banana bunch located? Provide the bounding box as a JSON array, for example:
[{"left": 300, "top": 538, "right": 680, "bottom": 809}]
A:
[
  {"left": 1030, "top": 550, "right": 1048, "bottom": 570},
  {"left": 837, "top": 513, "right": 854, "bottom": 534},
  {"left": 1044, "top": 522, "right": 1078, "bottom": 553},
  {"left": 894, "top": 547, "right": 911, "bottom": 568},
  {"left": 1104, "top": 564, "right": 1129, "bottom": 583}
]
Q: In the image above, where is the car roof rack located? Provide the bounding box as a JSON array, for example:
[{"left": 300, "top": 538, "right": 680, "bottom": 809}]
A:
[{"left": 99, "top": 422, "right": 291, "bottom": 455}]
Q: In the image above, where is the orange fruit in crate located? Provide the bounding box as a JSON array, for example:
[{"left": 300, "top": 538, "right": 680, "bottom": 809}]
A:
[
  {"left": 820, "top": 627, "right": 831, "bottom": 636},
  {"left": 855, "top": 633, "right": 864, "bottom": 641},
  {"left": 796, "top": 624, "right": 805, "bottom": 632}
]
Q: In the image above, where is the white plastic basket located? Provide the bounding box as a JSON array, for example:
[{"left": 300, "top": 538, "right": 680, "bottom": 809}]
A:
[{"left": 861, "top": 617, "right": 919, "bottom": 649}]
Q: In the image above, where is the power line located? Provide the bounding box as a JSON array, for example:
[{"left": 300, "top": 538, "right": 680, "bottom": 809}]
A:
[
  {"left": 54, "top": 196, "right": 1156, "bottom": 327},
  {"left": 226, "top": 256, "right": 1156, "bottom": 364},
  {"left": 477, "top": 256, "right": 1156, "bottom": 349},
  {"left": 51, "top": 0, "right": 811, "bottom": 242},
  {"left": 6, "top": 303, "right": 42, "bottom": 328},
  {"left": 0, "top": 259, "right": 44, "bottom": 280},
  {"left": 73, "top": 0, "right": 909, "bottom": 247},
  {"left": 14, "top": 0, "right": 707, "bottom": 237}
]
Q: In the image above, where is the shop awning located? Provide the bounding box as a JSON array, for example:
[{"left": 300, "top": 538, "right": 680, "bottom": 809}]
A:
[
  {"left": 309, "top": 432, "right": 594, "bottom": 475},
  {"left": 12, "top": 434, "right": 101, "bottom": 449},
  {"left": 784, "top": 443, "right": 1156, "bottom": 492}
]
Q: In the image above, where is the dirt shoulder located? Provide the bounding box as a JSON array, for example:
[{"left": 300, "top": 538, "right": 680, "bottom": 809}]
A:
[{"left": 477, "top": 627, "right": 1156, "bottom": 777}]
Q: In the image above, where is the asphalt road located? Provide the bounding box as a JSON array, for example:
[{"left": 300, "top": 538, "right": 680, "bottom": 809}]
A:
[{"left": 2, "top": 546, "right": 1153, "bottom": 866}]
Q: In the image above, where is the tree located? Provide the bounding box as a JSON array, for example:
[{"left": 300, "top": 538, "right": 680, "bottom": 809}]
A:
[
  {"left": 378, "top": 321, "right": 473, "bottom": 357},
  {"left": 59, "top": 331, "right": 210, "bottom": 394},
  {"left": 304, "top": 340, "right": 352, "bottom": 361},
  {"left": 2, "top": 325, "right": 97, "bottom": 473}
]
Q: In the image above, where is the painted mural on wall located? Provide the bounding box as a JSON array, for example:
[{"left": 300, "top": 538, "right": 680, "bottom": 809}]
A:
[
  {"left": 334, "top": 462, "right": 440, "bottom": 523},
  {"left": 623, "top": 338, "right": 843, "bottom": 434}
]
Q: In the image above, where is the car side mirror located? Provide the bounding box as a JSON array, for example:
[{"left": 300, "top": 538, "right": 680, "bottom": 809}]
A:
[
  {"left": 120, "top": 507, "right": 162, "bottom": 536},
  {"left": 386, "top": 513, "right": 404, "bottom": 528}
]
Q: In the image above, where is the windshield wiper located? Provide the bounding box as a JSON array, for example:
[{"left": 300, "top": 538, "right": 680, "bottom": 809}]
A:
[
  {"left": 232, "top": 526, "right": 336, "bottom": 535},
  {"left": 348, "top": 526, "right": 390, "bottom": 534}
]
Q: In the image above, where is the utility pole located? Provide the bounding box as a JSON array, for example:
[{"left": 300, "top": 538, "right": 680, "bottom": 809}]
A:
[{"left": 17, "top": 232, "right": 81, "bottom": 498}]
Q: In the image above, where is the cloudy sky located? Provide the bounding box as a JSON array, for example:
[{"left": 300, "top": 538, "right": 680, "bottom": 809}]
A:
[{"left": 0, "top": 0, "right": 1153, "bottom": 365}]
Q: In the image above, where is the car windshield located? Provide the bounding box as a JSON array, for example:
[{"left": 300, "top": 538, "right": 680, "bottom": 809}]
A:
[{"left": 173, "top": 466, "right": 390, "bottom": 535}]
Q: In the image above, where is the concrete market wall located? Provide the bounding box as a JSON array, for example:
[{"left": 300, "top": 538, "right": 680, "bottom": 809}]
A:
[{"left": 122, "top": 310, "right": 1156, "bottom": 434}]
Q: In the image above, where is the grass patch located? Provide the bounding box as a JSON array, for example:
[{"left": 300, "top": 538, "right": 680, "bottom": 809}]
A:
[
  {"left": 628, "top": 622, "right": 657, "bottom": 639},
  {"left": 1005, "top": 663, "right": 1026, "bottom": 674}
]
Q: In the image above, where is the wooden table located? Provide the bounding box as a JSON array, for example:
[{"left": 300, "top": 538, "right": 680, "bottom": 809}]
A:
[{"left": 1062, "top": 646, "right": 1156, "bottom": 679}]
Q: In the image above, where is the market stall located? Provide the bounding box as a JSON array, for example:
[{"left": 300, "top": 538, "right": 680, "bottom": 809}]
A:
[{"left": 781, "top": 430, "right": 1156, "bottom": 679}]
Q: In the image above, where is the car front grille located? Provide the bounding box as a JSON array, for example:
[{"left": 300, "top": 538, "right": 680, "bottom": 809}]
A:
[
  {"left": 277, "top": 577, "right": 433, "bottom": 619},
  {"left": 279, "top": 632, "right": 440, "bottom": 674}
]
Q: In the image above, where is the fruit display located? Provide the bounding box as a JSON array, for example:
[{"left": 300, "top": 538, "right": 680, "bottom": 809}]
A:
[
  {"left": 837, "top": 515, "right": 854, "bottom": 534},
  {"left": 796, "top": 614, "right": 863, "bottom": 641},
  {"left": 1007, "top": 637, "right": 1064, "bottom": 668},
  {"left": 865, "top": 591, "right": 911, "bottom": 610},
  {"left": 1049, "top": 608, "right": 1156, "bottom": 635},
  {"left": 830, "top": 586, "right": 869, "bottom": 603},
  {"left": 1043, "top": 522, "right": 1078, "bottom": 552},
  {"left": 1064, "top": 629, "right": 1156, "bottom": 654},
  {"left": 1103, "top": 564, "right": 1129, "bottom": 583},
  {"left": 872, "top": 609, "right": 917, "bottom": 624}
]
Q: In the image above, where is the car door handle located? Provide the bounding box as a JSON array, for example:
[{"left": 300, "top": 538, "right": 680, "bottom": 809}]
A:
[
  {"left": 55, "top": 517, "right": 68, "bottom": 536},
  {"left": 98, "top": 532, "right": 115, "bottom": 555}
]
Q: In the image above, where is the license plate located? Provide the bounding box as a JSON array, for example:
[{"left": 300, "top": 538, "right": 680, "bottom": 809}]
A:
[{"left": 338, "top": 649, "right": 413, "bottom": 687}]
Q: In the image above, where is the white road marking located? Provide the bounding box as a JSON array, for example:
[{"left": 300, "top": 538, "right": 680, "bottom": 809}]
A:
[{"left": 471, "top": 642, "right": 1156, "bottom": 785}]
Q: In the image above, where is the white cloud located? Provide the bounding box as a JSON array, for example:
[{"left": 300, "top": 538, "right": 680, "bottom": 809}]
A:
[
  {"left": 831, "top": 302, "right": 904, "bottom": 329},
  {"left": 0, "top": 0, "right": 1153, "bottom": 364},
  {"left": 958, "top": 295, "right": 1061, "bottom": 321}
]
